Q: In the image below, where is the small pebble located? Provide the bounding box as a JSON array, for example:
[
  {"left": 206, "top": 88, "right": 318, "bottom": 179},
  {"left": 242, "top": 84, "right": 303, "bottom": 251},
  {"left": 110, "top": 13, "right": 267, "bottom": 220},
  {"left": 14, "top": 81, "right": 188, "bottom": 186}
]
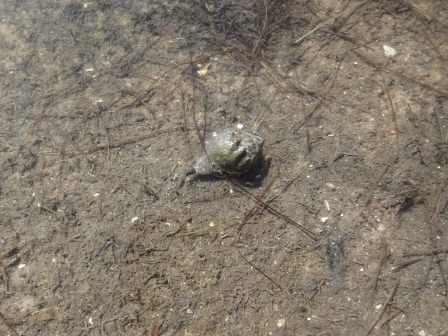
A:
[
  {"left": 383, "top": 44, "right": 397, "bottom": 57},
  {"left": 277, "top": 318, "right": 286, "bottom": 328},
  {"left": 325, "top": 182, "right": 336, "bottom": 190}
]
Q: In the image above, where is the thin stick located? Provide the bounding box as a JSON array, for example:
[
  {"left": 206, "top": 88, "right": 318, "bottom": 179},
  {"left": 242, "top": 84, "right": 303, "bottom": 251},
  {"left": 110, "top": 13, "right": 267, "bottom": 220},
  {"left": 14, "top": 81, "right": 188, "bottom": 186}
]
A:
[
  {"left": 401, "top": 0, "right": 448, "bottom": 30},
  {"left": 251, "top": 0, "right": 268, "bottom": 56},
  {"left": 239, "top": 251, "right": 282, "bottom": 290},
  {"left": 238, "top": 171, "right": 278, "bottom": 232},
  {"left": 353, "top": 50, "right": 448, "bottom": 97},
  {"left": 0, "top": 311, "right": 19, "bottom": 336},
  {"left": 295, "top": 0, "right": 368, "bottom": 44},
  {"left": 379, "top": 71, "right": 400, "bottom": 139},
  {"left": 369, "top": 242, "right": 389, "bottom": 304},
  {"left": 40, "top": 127, "right": 185, "bottom": 157},
  {"left": 293, "top": 54, "right": 344, "bottom": 132},
  {"left": 189, "top": 53, "right": 205, "bottom": 150},
  {"left": 0, "top": 245, "right": 20, "bottom": 262},
  {"left": 419, "top": 23, "right": 445, "bottom": 61},
  {"left": 364, "top": 278, "right": 400, "bottom": 336},
  {"left": 231, "top": 180, "right": 318, "bottom": 240},
  {"left": 392, "top": 258, "right": 423, "bottom": 272},
  {"left": 402, "top": 247, "right": 448, "bottom": 257},
  {"left": 428, "top": 190, "right": 448, "bottom": 295}
]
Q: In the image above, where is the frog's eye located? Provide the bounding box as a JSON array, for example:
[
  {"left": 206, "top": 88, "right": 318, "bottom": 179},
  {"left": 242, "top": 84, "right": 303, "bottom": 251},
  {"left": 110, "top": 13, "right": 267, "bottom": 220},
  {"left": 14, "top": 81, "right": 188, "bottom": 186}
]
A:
[
  {"left": 234, "top": 147, "right": 247, "bottom": 159},
  {"left": 231, "top": 139, "right": 242, "bottom": 148}
]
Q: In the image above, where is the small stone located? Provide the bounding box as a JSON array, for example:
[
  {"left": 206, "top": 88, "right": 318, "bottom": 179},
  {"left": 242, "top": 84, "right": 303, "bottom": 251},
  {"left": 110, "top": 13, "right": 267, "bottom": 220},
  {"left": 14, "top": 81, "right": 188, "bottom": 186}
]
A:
[
  {"left": 197, "top": 63, "right": 210, "bottom": 77},
  {"left": 325, "top": 182, "right": 336, "bottom": 190},
  {"left": 277, "top": 318, "right": 286, "bottom": 328},
  {"left": 383, "top": 45, "right": 397, "bottom": 57}
]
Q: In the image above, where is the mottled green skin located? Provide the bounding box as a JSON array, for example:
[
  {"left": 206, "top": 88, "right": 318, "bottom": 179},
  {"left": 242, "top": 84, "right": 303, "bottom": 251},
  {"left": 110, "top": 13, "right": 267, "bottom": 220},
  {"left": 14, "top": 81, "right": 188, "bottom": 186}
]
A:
[{"left": 194, "top": 128, "right": 264, "bottom": 176}]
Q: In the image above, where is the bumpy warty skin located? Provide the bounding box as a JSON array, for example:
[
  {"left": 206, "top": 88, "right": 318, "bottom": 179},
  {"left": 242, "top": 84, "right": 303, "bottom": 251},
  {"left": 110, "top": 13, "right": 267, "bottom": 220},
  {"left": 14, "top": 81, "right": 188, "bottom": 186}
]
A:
[{"left": 194, "top": 128, "right": 264, "bottom": 176}]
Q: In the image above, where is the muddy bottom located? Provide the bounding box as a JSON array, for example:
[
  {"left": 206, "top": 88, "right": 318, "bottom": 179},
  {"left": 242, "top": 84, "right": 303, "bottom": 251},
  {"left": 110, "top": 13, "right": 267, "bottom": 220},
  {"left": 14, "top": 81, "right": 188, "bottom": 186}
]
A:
[{"left": 1, "top": 1, "right": 447, "bottom": 335}]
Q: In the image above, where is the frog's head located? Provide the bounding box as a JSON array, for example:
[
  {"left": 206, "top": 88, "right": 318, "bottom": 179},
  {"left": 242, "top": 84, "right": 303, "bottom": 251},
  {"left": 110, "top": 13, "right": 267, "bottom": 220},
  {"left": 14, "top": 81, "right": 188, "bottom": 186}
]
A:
[{"left": 193, "top": 128, "right": 265, "bottom": 177}]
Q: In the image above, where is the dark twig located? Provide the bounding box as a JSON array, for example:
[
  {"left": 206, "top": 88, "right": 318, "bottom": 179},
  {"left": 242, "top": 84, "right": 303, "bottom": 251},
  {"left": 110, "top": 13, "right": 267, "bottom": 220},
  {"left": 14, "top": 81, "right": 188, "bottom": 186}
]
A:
[
  {"left": 238, "top": 171, "right": 278, "bottom": 232},
  {"left": 364, "top": 278, "right": 400, "bottom": 336},
  {"left": 353, "top": 50, "right": 448, "bottom": 97},
  {"left": 0, "top": 311, "right": 19, "bottom": 336},
  {"left": 0, "top": 245, "right": 20, "bottom": 262},
  {"left": 392, "top": 258, "right": 423, "bottom": 272},
  {"left": 239, "top": 251, "right": 282, "bottom": 290},
  {"left": 231, "top": 180, "right": 318, "bottom": 240},
  {"left": 293, "top": 54, "right": 344, "bottom": 133},
  {"left": 369, "top": 241, "right": 389, "bottom": 304},
  {"left": 402, "top": 247, "right": 448, "bottom": 257},
  {"left": 40, "top": 127, "right": 185, "bottom": 157},
  {"left": 379, "top": 71, "right": 400, "bottom": 139}
]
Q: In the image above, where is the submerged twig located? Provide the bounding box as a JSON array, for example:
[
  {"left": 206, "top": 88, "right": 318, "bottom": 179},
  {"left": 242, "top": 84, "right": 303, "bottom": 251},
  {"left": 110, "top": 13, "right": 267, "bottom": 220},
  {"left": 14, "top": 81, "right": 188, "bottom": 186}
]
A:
[
  {"left": 0, "top": 311, "right": 19, "bottom": 336},
  {"left": 379, "top": 71, "right": 400, "bottom": 139},
  {"left": 231, "top": 180, "right": 318, "bottom": 240},
  {"left": 369, "top": 241, "right": 389, "bottom": 304},
  {"left": 239, "top": 251, "right": 282, "bottom": 290},
  {"left": 238, "top": 171, "right": 278, "bottom": 232},
  {"left": 364, "top": 278, "right": 400, "bottom": 336},
  {"left": 402, "top": 247, "right": 448, "bottom": 257},
  {"left": 353, "top": 50, "right": 448, "bottom": 97}
]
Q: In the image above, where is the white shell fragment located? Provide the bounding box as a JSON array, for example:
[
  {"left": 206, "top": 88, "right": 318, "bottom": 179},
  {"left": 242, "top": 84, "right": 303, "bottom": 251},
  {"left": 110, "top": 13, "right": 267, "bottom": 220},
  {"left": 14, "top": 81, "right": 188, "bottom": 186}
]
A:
[
  {"left": 383, "top": 44, "right": 397, "bottom": 57},
  {"left": 196, "top": 63, "right": 211, "bottom": 77},
  {"left": 277, "top": 318, "right": 286, "bottom": 328},
  {"left": 193, "top": 128, "right": 265, "bottom": 176}
]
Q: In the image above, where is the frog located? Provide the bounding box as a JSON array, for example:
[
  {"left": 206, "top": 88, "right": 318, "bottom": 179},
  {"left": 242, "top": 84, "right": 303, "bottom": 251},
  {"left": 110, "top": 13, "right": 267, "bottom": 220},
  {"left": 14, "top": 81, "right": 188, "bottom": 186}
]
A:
[{"left": 188, "top": 127, "right": 265, "bottom": 178}]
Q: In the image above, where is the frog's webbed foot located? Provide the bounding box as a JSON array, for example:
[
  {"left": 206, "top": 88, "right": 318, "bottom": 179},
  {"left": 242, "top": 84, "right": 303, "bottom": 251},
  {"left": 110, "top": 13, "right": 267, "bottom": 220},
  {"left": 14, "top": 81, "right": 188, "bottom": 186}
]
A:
[
  {"left": 174, "top": 169, "right": 195, "bottom": 193},
  {"left": 183, "top": 168, "right": 201, "bottom": 186},
  {"left": 185, "top": 168, "right": 196, "bottom": 177}
]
